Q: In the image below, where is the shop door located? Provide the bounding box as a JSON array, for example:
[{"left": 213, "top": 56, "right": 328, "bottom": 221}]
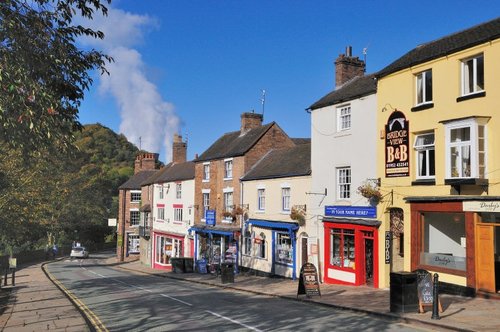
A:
[{"left": 476, "top": 224, "right": 495, "bottom": 293}]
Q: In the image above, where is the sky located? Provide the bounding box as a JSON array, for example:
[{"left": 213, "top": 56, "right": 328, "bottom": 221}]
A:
[{"left": 78, "top": 0, "right": 500, "bottom": 163}]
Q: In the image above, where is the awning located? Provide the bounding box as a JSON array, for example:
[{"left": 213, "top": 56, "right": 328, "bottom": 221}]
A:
[
  {"left": 188, "top": 225, "right": 239, "bottom": 236},
  {"left": 245, "top": 219, "right": 299, "bottom": 231},
  {"left": 139, "top": 204, "right": 151, "bottom": 212},
  {"left": 322, "top": 216, "right": 381, "bottom": 227}
]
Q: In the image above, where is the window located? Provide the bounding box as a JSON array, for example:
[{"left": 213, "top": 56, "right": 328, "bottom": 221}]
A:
[
  {"left": 337, "top": 167, "right": 351, "bottom": 199},
  {"left": 416, "top": 70, "right": 433, "bottom": 105},
  {"left": 445, "top": 118, "right": 487, "bottom": 179},
  {"left": 224, "top": 159, "right": 233, "bottom": 179},
  {"left": 257, "top": 189, "right": 265, "bottom": 211},
  {"left": 157, "top": 207, "right": 165, "bottom": 220},
  {"left": 275, "top": 233, "right": 293, "bottom": 265},
  {"left": 176, "top": 183, "right": 182, "bottom": 199},
  {"left": 202, "top": 193, "right": 210, "bottom": 218},
  {"left": 420, "top": 212, "right": 466, "bottom": 271},
  {"left": 414, "top": 133, "right": 435, "bottom": 179},
  {"left": 130, "top": 191, "right": 141, "bottom": 203},
  {"left": 174, "top": 207, "right": 183, "bottom": 222},
  {"left": 127, "top": 234, "right": 140, "bottom": 254},
  {"left": 130, "top": 210, "right": 140, "bottom": 226},
  {"left": 203, "top": 163, "right": 210, "bottom": 181},
  {"left": 159, "top": 186, "right": 164, "bottom": 199},
  {"left": 462, "top": 54, "right": 484, "bottom": 96},
  {"left": 256, "top": 233, "right": 266, "bottom": 259},
  {"left": 155, "top": 235, "right": 183, "bottom": 265},
  {"left": 330, "top": 228, "right": 355, "bottom": 269},
  {"left": 281, "top": 187, "right": 290, "bottom": 211},
  {"left": 337, "top": 105, "right": 351, "bottom": 131},
  {"left": 223, "top": 191, "right": 233, "bottom": 214},
  {"left": 243, "top": 230, "right": 252, "bottom": 255}
]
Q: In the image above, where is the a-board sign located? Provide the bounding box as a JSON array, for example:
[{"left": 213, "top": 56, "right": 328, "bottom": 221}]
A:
[
  {"left": 416, "top": 269, "right": 433, "bottom": 304},
  {"left": 197, "top": 259, "right": 207, "bottom": 274},
  {"left": 297, "top": 263, "right": 321, "bottom": 298}
]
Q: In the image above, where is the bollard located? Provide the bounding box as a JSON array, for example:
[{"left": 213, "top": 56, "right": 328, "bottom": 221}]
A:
[
  {"left": 3, "top": 267, "right": 7, "bottom": 286},
  {"left": 11, "top": 268, "right": 15, "bottom": 286},
  {"left": 431, "top": 273, "right": 440, "bottom": 320}
]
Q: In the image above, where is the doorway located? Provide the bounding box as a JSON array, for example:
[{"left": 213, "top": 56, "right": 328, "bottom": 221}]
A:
[
  {"left": 301, "top": 237, "right": 308, "bottom": 267},
  {"left": 476, "top": 224, "right": 500, "bottom": 293},
  {"left": 364, "top": 238, "right": 374, "bottom": 286}
]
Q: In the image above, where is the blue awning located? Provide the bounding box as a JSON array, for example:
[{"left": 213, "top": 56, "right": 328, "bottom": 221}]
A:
[
  {"left": 188, "top": 226, "right": 236, "bottom": 236},
  {"left": 246, "top": 219, "right": 299, "bottom": 231}
]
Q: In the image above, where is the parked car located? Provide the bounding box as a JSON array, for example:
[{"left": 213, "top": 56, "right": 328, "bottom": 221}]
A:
[{"left": 70, "top": 247, "right": 89, "bottom": 259}]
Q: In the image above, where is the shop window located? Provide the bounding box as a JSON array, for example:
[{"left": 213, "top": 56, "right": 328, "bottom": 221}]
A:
[
  {"left": 445, "top": 118, "right": 487, "bottom": 179},
  {"left": 255, "top": 233, "right": 266, "bottom": 259},
  {"left": 420, "top": 212, "right": 466, "bottom": 271},
  {"left": 276, "top": 232, "right": 293, "bottom": 265},
  {"left": 243, "top": 230, "right": 252, "bottom": 255},
  {"left": 330, "top": 228, "right": 355, "bottom": 269},
  {"left": 155, "top": 235, "right": 183, "bottom": 265},
  {"left": 414, "top": 132, "right": 435, "bottom": 179}
]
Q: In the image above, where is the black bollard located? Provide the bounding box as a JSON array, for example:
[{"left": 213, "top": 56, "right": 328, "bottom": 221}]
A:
[
  {"left": 11, "top": 268, "right": 15, "bottom": 286},
  {"left": 431, "top": 273, "right": 440, "bottom": 320}
]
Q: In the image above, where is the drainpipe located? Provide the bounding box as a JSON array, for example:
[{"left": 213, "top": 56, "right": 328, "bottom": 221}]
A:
[{"left": 120, "top": 189, "right": 126, "bottom": 262}]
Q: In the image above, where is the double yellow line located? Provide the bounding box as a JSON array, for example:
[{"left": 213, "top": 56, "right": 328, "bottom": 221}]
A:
[{"left": 42, "top": 262, "right": 108, "bottom": 332}]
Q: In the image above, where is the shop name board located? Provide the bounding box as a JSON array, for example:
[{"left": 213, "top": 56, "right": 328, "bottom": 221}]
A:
[
  {"left": 385, "top": 110, "right": 409, "bottom": 177},
  {"left": 325, "top": 205, "right": 377, "bottom": 219},
  {"left": 463, "top": 201, "right": 500, "bottom": 212},
  {"left": 385, "top": 231, "right": 392, "bottom": 264},
  {"left": 205, "top": 210, "right": 216, "bottom": 226}
]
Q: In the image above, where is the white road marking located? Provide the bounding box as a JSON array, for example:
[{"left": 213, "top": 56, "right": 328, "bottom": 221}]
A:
[
  {"left": 160, "top": 293, "right": 193, "bottom": 306},
  {"left": 206, "top": 310, "right": 263, "bottom": 331}
]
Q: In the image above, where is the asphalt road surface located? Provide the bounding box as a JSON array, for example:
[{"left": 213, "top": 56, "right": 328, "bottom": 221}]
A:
[{"left": 47, "top": 252, "right": 430, "bottom": 332}]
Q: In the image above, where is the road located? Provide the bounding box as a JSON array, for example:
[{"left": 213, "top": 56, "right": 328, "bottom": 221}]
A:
[{"left": 47, "top": 252, "right": 430, "bottom": 331}]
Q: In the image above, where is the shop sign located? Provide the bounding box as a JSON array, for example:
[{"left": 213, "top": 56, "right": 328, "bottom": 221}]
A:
[
  {"left": 385, "top": 231, "right": 392, "bottom": 264},
  {"left": 385, "top": 110, "right": 409, "bottom": 177},
  {"left": 205, "top": 210, "right": 216, "bottom": 226},
  {"left": 463, "top": 201, "right": 500, "bottom": 212},
  {"left": 325, "top": 205, "right": 377, "bottom": 219}
]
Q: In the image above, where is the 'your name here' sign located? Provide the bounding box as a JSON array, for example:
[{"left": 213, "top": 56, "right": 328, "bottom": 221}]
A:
[{"left": 325, "top": 206, "right": 377, "bottom": 219}]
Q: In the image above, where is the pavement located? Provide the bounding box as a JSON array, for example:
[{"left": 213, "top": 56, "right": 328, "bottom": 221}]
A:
[{"left": 1, "top": 256, "right": 500, "bottom": 332}]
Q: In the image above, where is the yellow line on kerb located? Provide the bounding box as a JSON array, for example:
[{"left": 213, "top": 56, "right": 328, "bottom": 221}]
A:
[{"left": 44, "top": 266, "right": 108, "bottom": 332}]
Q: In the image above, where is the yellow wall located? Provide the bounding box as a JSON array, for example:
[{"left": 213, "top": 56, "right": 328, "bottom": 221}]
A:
[{"left": 376, "top": 39, "right": 500, "bottom": 287}]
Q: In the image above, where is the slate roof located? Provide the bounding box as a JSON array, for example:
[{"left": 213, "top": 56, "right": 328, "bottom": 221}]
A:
[
  {"left": 291, "top": 138, "right": 311, "bottom": 145},
  {"left": 142, "top": 161, "right": 195, "bottom": 185},
  {"left": 241, "top": 143, "right": 311, "bottom": 181},
  {"left": 308, "top": 74, "right": 377, "bottom": 110},
  {"left": 377, "top": 17, "right": 500, "bottom": 78},
  {"left": 195, "top": 122, "right": 277, "bottom": 162},
  {"left": 118, "top": 170, "right": 158, "bottom": 190}
]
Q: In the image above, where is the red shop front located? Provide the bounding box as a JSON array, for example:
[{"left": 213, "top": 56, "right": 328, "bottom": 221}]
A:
[
  {"left": 323, "top": 218, "right": 380, "bottom": 287},
  {"left": 152, "top": 231, "right": 186, "bottom": 270}
]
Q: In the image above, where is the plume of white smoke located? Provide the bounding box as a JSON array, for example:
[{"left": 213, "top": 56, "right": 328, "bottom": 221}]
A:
[{"left": 78, "top": 6, "right": 179, "bottom": 162}]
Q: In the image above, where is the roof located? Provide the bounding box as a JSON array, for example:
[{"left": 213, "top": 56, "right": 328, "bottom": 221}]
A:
[
  {"left": 118, "top": 170, "right": 158, "bottom": 190},
  {"left": 308, "top": 74, "right": 377, "bottom": 110},
  {"left": 241, "top": 143, "right": 311, "bottom": 181},
  {"left": 143, "top": 161, "right": 195, "bottom": 185},
  {"left": 377, "top": 17, "right": 500, "bottom": 78},
  {"left": 291, "top": 138, "right": 311, "bottom": 145},
  {"left": 195, "top": 122, "right": 276, "bottom": 162}
]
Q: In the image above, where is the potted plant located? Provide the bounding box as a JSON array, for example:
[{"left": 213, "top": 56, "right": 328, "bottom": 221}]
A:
[{"left": 357, "top": 180, "right": 383, "bottom": 205}]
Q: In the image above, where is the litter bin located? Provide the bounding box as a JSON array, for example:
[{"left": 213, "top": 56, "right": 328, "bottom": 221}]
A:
[
  {"left": 171, "top": 258, "right": 185, "bottom": 273},
  {"left": 390, "top": 271, "right": 418, "bottom": 313},
  {"left": 220, "top": 263, "right": 234, "bottom": 284}
]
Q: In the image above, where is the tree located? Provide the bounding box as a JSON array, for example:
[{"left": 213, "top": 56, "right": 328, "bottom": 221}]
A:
[{"left": 0, "top": 0, "right": 112, "bottom": 153}]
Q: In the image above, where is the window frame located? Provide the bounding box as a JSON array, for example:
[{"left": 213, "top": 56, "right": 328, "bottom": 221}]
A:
[
  {"left": 127, "top": 233, "right": 140, "bottom": 254},
  {"left": 224, "top": 159, "right": 233, "bottom": 179},
  {"left": 157, "top": 206, "right": 165, "bottom": 221},
  {"left": 336, "top": 105, "right": 351, "bottom": 132},
  {"left": 257, "top": 188, "right": 265, "bottom": 211},
  {"left": 173, "top": 206, "right": 183, "bottom": 222},
  {"left": 281, "top": 187, "right": 291, "bottom": 212},
  {"left": 337, "top": 167, "right": 351, "bottom": 200},
  {"left": 130, "top": 190, "right": 141, "bottom": 203},
  {"left": 203, "top": 163, "right": 210, "bottom": 182},
  {"left": 415, "top": 69, "right": 433, "bottom": 105},
  {"left": 223, "top": 190, "right": 234, "bottom": 215},
  {"left": 176, "top": 183, "right": 182, "bottom": 199},
  {"left": 461, "top": 54, "right": 484, "bottom": 96},
  {"left": 414, "top": 132, "right": 435, "bottom": 180},
  {"left": 130, "top": 209, "right": 140, "bottom": 226},
  {"left": 202, "top": 192, "right": 210, "bottom": 219},
  {"left": 275, "top": 232, "right": 293, "bottom": 265}
]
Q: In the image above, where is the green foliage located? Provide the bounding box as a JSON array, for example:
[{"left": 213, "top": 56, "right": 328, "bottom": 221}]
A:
[
  {"left": 0, "top": 0, "right": 112, "bottom": 153},
  {"left": 0, "top": 124, "right": 140, "bottom": 253}
]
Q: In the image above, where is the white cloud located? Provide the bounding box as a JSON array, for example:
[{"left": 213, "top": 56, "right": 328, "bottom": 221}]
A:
[{"left": 78, "top": 6, "right": 179, "bottom": 162}]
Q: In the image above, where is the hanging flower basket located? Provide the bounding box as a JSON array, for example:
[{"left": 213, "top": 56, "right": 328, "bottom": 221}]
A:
[
  {"left": 290, "top": 207, "right": 306, "bottom": 226},
  {"left": 357, "top": 181, "right": 383, "bottom": 204}
]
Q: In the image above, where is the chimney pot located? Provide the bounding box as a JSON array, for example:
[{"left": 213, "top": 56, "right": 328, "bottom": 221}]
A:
[{"left": 334, "top": 46, "right": 365, "bottom": 88}]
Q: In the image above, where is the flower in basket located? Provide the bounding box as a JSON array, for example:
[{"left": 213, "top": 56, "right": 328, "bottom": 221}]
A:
[
  {"left": 232, "top": 206, "right": 244, "bottom": 216},
  {"left": 357, "top": 181, "right": 383, "bottom": 203},
  {"left": 222, "top": 211, "right": 233, "bottom": 219},
  {"left": 290, "top": 207, "right": 306, "bottom": 226}
]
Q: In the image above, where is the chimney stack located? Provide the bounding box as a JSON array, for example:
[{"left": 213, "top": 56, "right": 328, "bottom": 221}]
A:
[
  {"left": 134, "top": 152, "right": 159, "bottom": 174},
  {"left": 240, "top": 112, "right": 263, "bottom": 134},
  {"left": 335, "top": 46, "right": 366, "bottom": 88},
  {"left": 172, "top": 133, "right": 187, "bottom": 164}
]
